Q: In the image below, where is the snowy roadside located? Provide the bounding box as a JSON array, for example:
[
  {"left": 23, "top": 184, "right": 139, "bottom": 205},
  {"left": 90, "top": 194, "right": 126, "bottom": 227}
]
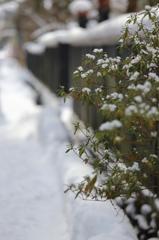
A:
[
  {"left": 0, "top": 55, "right": 137, "bottom": 240},
  {"left": 23, "top": 62, "right": 138, "bottom": 240}
]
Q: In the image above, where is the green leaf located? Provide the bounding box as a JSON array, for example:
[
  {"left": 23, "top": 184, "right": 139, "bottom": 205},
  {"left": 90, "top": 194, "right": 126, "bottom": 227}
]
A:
[
  {"left": 65, "top": 148, "right": 71, "bottom": 153},
  {"left": 79, "top": 147, "right": 85, "bottom": 157},
  {"left": 126, "top": 190, "right": 131, "bottom": 199},
  {"left": 64, "top": 188, "right": 70, "bottom": 194},
  {"left": 75, "top": 191, "right": 81, "bottom": 199}
]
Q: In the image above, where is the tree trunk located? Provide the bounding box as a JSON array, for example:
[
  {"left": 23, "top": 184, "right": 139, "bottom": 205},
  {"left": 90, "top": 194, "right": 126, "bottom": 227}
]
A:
[
  {"left": 98, "top": 0, "right": 110, "bottom": 22},
  {"left": 149, "top": 0, "right": 159, "bottom": 5},
  {"left": 127, "top": 0, "right": 138, "bottom": 13}
]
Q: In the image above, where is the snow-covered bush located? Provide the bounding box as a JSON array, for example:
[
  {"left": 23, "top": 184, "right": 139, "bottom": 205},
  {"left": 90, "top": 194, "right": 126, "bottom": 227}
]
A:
[{"left": 60, "top": 5, "right": 159, "bottom": 203}]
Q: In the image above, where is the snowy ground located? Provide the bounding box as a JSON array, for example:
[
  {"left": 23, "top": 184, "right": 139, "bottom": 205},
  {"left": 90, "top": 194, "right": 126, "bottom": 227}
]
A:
[{"left": 0, "top": 53, "right": 138, "bottom": 240}]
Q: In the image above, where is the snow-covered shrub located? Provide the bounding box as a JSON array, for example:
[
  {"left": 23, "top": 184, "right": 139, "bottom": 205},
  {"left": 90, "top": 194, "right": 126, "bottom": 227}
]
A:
[{"left": 60, "top": 5, "right": 159, "bottom": 203}]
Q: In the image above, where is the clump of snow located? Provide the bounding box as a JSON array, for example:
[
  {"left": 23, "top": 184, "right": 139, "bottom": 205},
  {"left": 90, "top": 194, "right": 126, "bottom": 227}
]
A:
[
  {"left": 99, "top": 120, "right": 122, "bottom": 131},
  {"left": 96, "top": 72, "right": 102, "bottom": 77},
  {"left": 147, "top": 106, "right": 159, "bottom": 118},
  {"left": 110, "top": 0, "right": 129, "bottom": 18},
  {"left": 67, "top": 21, "right": 79, "bottom": 29},
  {"left": 142, "top": 189, "right": 156, "bottom": 198},
  {"left": 114, "top": 136, "right": 122, "bottom": 142},
  {"left": 135, "top": 215, "right": 149, "bottom": 230},
  {"left": 82, "top": 87, "right": 91, "bottom": 93},
  {"left": 149, "top": 72, "right": 159, "bottom": 82},
  {"left": 23, "top": 42, "right": 45, "bottom": 54},
  {"left": 125, "top": 105, "right": 138, "bottom": 116},
  {"left": 130, "top": 71, "right": 140, "bottom": 80},
  {"left": 142, "top": 157, "right": 148, "bottom": 163},
  {"left": 136, "top": 81, "right": 152, "bottom": 94},
  {"left": 37, "top": 30, "right": 69, "bottom": 46},
  {"left": 134, "top": 96, "right": 142, "bottom": 103},
  {"left": 146, "top": 45, "right": 157, "bottom": 54},
  {"left": 31, "top": 22, "right": 66, "bottom": 39},
  {"left": 128, "top": 162, "right": 140, "bottom": 171},
  {"left": 93, "top": 48, "right": 103, "bottom": 53},
  {"left": 0, "top": 1, "right": 19, "bottom": 16},
  {"left": 154, "top": 198, "right": 159, "bottom": 211},
  {"left": 81, "top": 73, "right": 87, "bottom": 78},
  {"left": 150, "top": 213, "right": 157, "bottom": 229},
  {"left": 69, "top": 0, "right": 93, "bottom": 15},
  {"left": 141, "top": 204, "right": 152, "bottom": 216},
  {"left": 43, "top": 0, "right": 53, "bottom": 10},
  {"left": 78, "top": 66, "right": 83, "bottom": 71},
  {"left": 101, "top": 103, "right": 117, "bottom": 112},
  {"left": 145, "top": 5, "right": 151, "bottom": 11},
  {"left": 125, "top": 201, "right": 136, "bottom": 218},
  {"left": 131, "top": 55, "right": 141, "bottom": 64},
  {"left": 150, "top": 131, "right": 157, "bottom": 137},
  {"left": 86, "top": 53, "right": 95, "bottom": 60}
]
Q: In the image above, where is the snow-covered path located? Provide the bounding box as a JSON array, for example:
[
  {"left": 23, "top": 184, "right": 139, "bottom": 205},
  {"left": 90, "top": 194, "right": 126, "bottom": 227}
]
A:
[
  {"left": 0, "top": 59, "right": 70, "bottom": 240},
  {"left": 0, "top": 56, "right": 138, "bottom": 240}
]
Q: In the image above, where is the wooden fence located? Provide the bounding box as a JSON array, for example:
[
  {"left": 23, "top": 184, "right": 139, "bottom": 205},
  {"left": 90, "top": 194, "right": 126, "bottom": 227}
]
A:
[
  {"left": 25, "top": 42, "right": 131, "bottom": 128},
  {"left": 25, "top": 40, "right": 159, "bottom": 197},
  {"left": 25, "top": 43, "right": 122, "bottom": 127}
]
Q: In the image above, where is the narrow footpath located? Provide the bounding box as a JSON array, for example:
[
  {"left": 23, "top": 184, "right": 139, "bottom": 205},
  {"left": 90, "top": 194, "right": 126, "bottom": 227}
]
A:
[{"left": 0, "top": 58, "right": 71, "bottom": 240}]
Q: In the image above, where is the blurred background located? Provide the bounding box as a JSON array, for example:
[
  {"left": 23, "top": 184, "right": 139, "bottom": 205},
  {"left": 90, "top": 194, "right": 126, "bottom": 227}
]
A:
[
  {"left": 0, "top": 3, "right": 159, "bottom": 239},
  {"left": 0, "top": 0, "right": 158, "bottom": 63}
]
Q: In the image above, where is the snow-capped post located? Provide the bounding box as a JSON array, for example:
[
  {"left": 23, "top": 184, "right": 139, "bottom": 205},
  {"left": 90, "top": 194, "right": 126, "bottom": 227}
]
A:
[
  {"left": 98, "top": 0, "right": 110, "bottom": 22},
  {"left": 68, "top": 0, "right": 93, "bottom": 28},
  {"left": 109, "top": 0, "right": 128, "bottom": 18}
]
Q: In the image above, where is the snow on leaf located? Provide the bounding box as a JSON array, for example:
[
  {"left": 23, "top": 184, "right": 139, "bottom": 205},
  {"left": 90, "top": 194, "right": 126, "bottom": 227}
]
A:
[
  {"left": 146, "top": 106, "right": 159, "bottom": 117},
  {"left": 146, "top": 45, "right": 157, "bottom": 54},
  {"left": 130, "top": 71, "right": 139, "bottom": 81},
  {"left": 82, "top": 87, "right": 91, "bottom": 93},
  {"left": 136, "top": 81, "right": 152, "bottom": 94},
  {"left": 86, "top": 54, "right": 95, "bottom": 60},
  {"left": 102, "top": 63, "right": 108, "bottom": 68},
  {"left": 101, "top": 103, "right": 117, "bottom": 111},
  {"left": 78, "top": 66, "right": 83, "bottom": 71},
  {"left": 97, "top": 72, "right": 102, "bottom": 77},
  {"left": 134, "top": 96, "right": 142, "bottom": 103},
  {"left": 95, "top": 87, "right": 102, "bottom": 93},
  {"left": 99, "top": 120, "right": 122, "bottom": 131},
  {"left": 148, "top": 72, "right": 159, "bottom": 82},
  {"left": 142, "top": 157, "right": 148, "bottom": 163},
  {"left": 150, "top": 131, "right": 157, "bottom": 137},
  {"left": 145, "top": 5, "right": 151, "bottom": 10},
  {"left": 93, "top": 48, "right": 103, "bottom": 53},
  {"left": 81, "top": 73, "right": 87, "bottom": 78},
  {"left": 125, "top": 105, "right": 138, "bottom": 116},
  {"left": 97, "top": 59, "right": 104, "bottom": 65},
  {"left": 128, "top": 162, "right": 140, "bottom": 171},
  {"left": 131, "top": 55, "right": 141, "bottom": 64}
]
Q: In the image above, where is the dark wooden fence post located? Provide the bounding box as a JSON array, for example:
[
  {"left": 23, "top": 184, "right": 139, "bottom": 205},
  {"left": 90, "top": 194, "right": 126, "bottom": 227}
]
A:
[
  {"left": 25, "top": 50, "right": 44, "bottom": 81},
  {"left": 58, "top": 43, "right": 70, "bottom": 94},
  {"left": 44, "top": 46, "right": 59, "bottom": 92}
]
